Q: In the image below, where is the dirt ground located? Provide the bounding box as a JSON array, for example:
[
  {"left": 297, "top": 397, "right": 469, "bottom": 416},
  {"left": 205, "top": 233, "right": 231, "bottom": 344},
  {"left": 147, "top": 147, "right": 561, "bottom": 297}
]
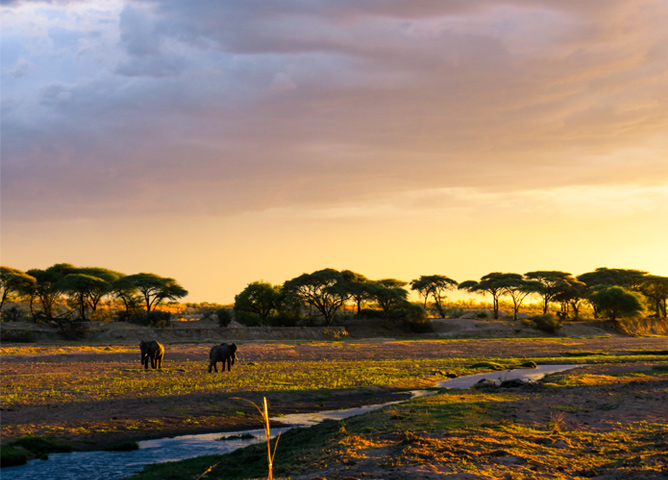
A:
[{"left": 2, "top": 329, "right": 667, "bottom": 453}]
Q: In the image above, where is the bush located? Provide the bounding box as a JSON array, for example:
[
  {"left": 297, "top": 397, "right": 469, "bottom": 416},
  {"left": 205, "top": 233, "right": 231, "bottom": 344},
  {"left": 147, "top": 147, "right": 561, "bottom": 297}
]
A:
[
  {"left": 90, "top": 308, "right": 115, "bottom": 322},
  {"left": 531, "top": 313, "right": 563, "bottom": 334},
  {"left": 476, "top": 311, "right": 489, "bottom": 319},
  {"left": 0, "top": 329, "right": 37, "bottom": 343},
  {"left": 267, "top": 311, "right": 301, "bottom": 327},
  {"left": 234, "top": 311, "right": 262, "bottom": 327},
  {"left": 402, "top": 304, "right": 434, "bottom": 333},
  {"left": 129, "top": 310, "right": 171, "bottom": 327},
  {"left": 356, "top": 308, "right": 386, "bottom": 319},
  {"left": 1, "top": 305, "right": 29, "bottom": 322},
  {"left": 215, "top": 308, "right": 233, "bottom": 327}
]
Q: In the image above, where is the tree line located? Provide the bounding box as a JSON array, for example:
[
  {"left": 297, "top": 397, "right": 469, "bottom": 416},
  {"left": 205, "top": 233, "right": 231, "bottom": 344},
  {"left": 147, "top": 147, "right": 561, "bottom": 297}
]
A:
[
  {"left": 2, "top": 264, "right": 667, "bottom": 331},
  {"left": 0, "top": 264, "right": 188, "bottom": 330},
  {"left": 233, "top": 267, "right": 668, "bottom": 327}
]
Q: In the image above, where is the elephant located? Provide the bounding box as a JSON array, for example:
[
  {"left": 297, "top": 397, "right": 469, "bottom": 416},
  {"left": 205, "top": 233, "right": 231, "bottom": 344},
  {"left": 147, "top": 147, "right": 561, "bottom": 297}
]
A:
[
  {"left": 140, "top": 340, "right": 164, "bottom": 370},
  {"left": 208, "top": 342, "right": 237, "bottom": 373}
]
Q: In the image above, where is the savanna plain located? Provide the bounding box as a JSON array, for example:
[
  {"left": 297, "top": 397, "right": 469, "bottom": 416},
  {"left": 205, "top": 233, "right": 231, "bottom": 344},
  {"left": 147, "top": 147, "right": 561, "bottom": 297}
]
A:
[{"left": 1, "top": 325, "right": 667, "bottom": 480}]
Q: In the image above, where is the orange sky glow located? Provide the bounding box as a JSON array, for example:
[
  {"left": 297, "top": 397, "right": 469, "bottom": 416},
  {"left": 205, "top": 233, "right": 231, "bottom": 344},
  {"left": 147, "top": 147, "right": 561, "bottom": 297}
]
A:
[{"left": 2, "top": 1, "right": 667, "bottom": 303}]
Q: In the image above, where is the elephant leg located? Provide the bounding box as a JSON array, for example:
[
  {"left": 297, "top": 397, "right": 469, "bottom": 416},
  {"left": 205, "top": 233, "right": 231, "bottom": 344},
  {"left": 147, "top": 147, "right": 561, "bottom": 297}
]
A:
[{"left": 157, "top": 357, "right": 162, "bottom": 369}]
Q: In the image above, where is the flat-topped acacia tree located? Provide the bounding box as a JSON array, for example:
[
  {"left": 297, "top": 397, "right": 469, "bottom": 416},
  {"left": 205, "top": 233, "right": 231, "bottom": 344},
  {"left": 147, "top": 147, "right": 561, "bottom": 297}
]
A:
[
  {"left": 409, "top": 275, "right": 458, "bottom": 318},
  {"left": 123, "top": 273, "right": 188, "bottom": 313},
  {"left": 283, "top": 268, "right": 349, "bottom": 325},
  {"left": 458, "top": 273, "right": 513, "bottom": 320},
  {"left": 0, "top": 266, "right": 36, "bottom": 313}
]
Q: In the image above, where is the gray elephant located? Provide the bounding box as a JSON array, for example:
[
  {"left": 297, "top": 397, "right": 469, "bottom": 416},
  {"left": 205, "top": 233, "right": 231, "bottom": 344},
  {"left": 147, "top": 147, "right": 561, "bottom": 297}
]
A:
[
  {"left": 208, "top": 342, "right": 237, "bottom": 373},
  {"left": 140, "top": 340, "right": 164, "bottom": 370}
]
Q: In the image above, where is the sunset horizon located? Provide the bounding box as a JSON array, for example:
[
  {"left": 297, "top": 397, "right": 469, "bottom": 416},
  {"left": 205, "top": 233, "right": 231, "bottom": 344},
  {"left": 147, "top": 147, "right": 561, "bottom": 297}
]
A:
[{"left": 2, "top": 0, "right": 667, "bottom": 304}]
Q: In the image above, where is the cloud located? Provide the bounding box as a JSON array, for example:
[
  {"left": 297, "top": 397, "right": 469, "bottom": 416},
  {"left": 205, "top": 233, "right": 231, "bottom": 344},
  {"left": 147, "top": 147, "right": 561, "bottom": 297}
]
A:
[{"left": 1, "top": 0, "right": 667, "bottom": 225}]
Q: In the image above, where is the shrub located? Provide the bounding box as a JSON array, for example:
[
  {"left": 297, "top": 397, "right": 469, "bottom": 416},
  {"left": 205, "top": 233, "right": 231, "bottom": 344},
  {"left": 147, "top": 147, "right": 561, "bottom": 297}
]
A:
[
  {"left": 443, "top": 307, "right": 465, "bottom": 319},
  {"left": 356, "top": 308, "right": 386, "bottom": 319},
  {"left": 1, "top": 305, "right": 29, "bottom": 322},
  {"left": 268, "top": 311, "right": 301, "bottom": 327},
  {"left": 129, "top": 310, "right": 171, "bottom": 327},
  {"left": 402, "top": 304, "right": 434, "bottom": 333},
  {"left": 476, "top": 311, "right": 489, "bottom": 319},
  {"left": 216, "top": 308, "right": 233, "bottom": 327},
  {"left": 0, "top": 329, "right": 37, "bottom": 343},
  {"left": 90, "top": 308, "right": 115, "bottom": 322},
  {"left": 531, "top": 313, "right": 563, "bottom": 334},
  {"left": 235, "top": 311, "right": 262, "bottom": 327}
]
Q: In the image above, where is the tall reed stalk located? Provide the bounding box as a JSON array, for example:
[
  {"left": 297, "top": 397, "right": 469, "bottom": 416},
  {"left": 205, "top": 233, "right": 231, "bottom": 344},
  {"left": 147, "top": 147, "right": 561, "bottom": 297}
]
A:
[{"left": 236, "top": 396, "right": 281, "bottom": 480}]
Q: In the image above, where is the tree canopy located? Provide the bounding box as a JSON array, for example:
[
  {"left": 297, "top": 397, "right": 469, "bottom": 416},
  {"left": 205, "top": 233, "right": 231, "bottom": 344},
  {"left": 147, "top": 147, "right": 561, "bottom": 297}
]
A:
[
  {"left": 234, "top": 281, "right": 282, "bottom": 324},
  {"left": 0, "top": 266, "right": 36, "bottom": 313},
  {"left": 124, "top": 273, "right": 189, "bottom": 313},
  {"left": 410, "top": 275, "right": 458, "bottom": 318},
  {"left": 283, "top": 268, "right": 349, "bottom": 325},
  {"left": 458, "top": 273, "right": 518, "bottom": 319},
  {"left": 588, "top": 286, "right": 644, "bottom": 323}
]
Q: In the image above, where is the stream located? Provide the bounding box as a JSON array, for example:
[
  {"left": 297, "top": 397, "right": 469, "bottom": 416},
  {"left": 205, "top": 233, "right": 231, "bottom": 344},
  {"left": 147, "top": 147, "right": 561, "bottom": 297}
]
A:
[{"left": 3, "top": 364, "right": 578, "bottom": 480}]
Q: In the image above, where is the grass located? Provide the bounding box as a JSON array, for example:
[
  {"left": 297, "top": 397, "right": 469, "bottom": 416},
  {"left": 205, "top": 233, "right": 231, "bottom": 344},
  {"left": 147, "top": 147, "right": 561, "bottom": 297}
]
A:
[
  {"left": 124, "top": 367, "right": 668, "bottom": 480},
  {"left": 0, "top": 436, "right": 72, "bottom": 467},
  {"left": 3, "top": 339, "right": 667, "bottom": 477}
]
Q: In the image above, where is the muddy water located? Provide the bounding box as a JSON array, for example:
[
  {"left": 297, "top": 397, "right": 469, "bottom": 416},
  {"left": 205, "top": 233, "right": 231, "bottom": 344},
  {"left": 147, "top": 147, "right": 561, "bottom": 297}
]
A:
[{"left": 3, "top": 365, "right": 578, "bottom": 480}]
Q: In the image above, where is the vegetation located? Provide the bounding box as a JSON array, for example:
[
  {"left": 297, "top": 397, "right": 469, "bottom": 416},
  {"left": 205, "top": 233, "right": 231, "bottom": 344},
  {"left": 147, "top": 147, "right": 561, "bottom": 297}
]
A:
[
  {"left": 2, "top": 264, "right": 667, "bottom": 336},
  {"left": 124, "top": 361, "right": 668, "bottom": 480},
  {"left": 0, "top": 436, "right": 72, "bottom": 467},
  {"left": 588, "top": 286, "right": 645, "bottom": 323},
  {"left": 409, "top": 275, "right": 458, "bottom": 318}
]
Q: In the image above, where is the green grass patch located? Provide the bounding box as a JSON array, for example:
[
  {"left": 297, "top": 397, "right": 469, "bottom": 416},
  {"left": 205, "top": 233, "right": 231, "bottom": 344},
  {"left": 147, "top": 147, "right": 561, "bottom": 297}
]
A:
[
  {"left": 0, "top": 445, "right": 29, "bottom": 467},
  {"left": 467, "top": 362, "right": 506, "bottom": 370},
  {"left": 1, "top": 436, "right": 72, "bottom": 467}
]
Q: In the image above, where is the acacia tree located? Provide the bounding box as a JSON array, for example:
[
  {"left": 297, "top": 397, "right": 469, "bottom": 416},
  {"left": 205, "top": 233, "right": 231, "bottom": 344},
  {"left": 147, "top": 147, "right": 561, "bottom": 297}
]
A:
[
  {"left": 341, "top": 270, "right": 373, "bottom": 314},
  {"left": 553, "top": 278, "right": 589, "bottom": 320},
  {"left": 458, "top": 273, "right": 514, "bottom": 319},
  {"left": 58, "top": 274, "right": 109, "bottom": 321},
  {"left": 283, "top": 268, "right": 349, "bottom": 325},
  {"left": 497, "top": 274, "right": 539, "bottom": 321},
  {"left": 111, "top": 276, "right": 140, "bottom": 321},
  {"left": 25, "top": 263, "right": 76, "bottom": 321},
  {"left": 369, "top": 279, "right": 409, "bottom": 318},
  {"left": 0, "top": 266, "right": 36, "bottom": 313},
  {"left": 524, "top": 271, "right": 576, "bottom": 315},
  {"left": 75, "top": 267, "right": 124, "bottom": 312},
  {"left": 123, "top": 273, "right": 188, "bottom": 313},
  {"left": 638, "top": 275, "right": 668, "bottom": 319},
  {"left": 577, "top": 267, "right": 647, "bottom": 290},
  {"left": 588, "top": 286, "right": 644, "bottom": 323},
  {"left": 409, "top": 275, "right": 458, "bottom": 318},
  {"left": 234, "top": 281, "right": 282, "bottom": 324}
]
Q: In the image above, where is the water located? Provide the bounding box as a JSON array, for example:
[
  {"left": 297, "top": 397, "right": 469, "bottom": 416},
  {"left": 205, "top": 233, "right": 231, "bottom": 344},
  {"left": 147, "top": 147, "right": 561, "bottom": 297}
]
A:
[{"left": 3, "top": 365, "right": 578, "bottom": 480}]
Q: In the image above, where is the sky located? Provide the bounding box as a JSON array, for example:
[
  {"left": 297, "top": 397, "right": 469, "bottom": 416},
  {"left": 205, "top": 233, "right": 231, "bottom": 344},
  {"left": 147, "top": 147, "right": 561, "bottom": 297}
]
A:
[{"left": 1, "top": 0, "right": 667, "bottom": 304}]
